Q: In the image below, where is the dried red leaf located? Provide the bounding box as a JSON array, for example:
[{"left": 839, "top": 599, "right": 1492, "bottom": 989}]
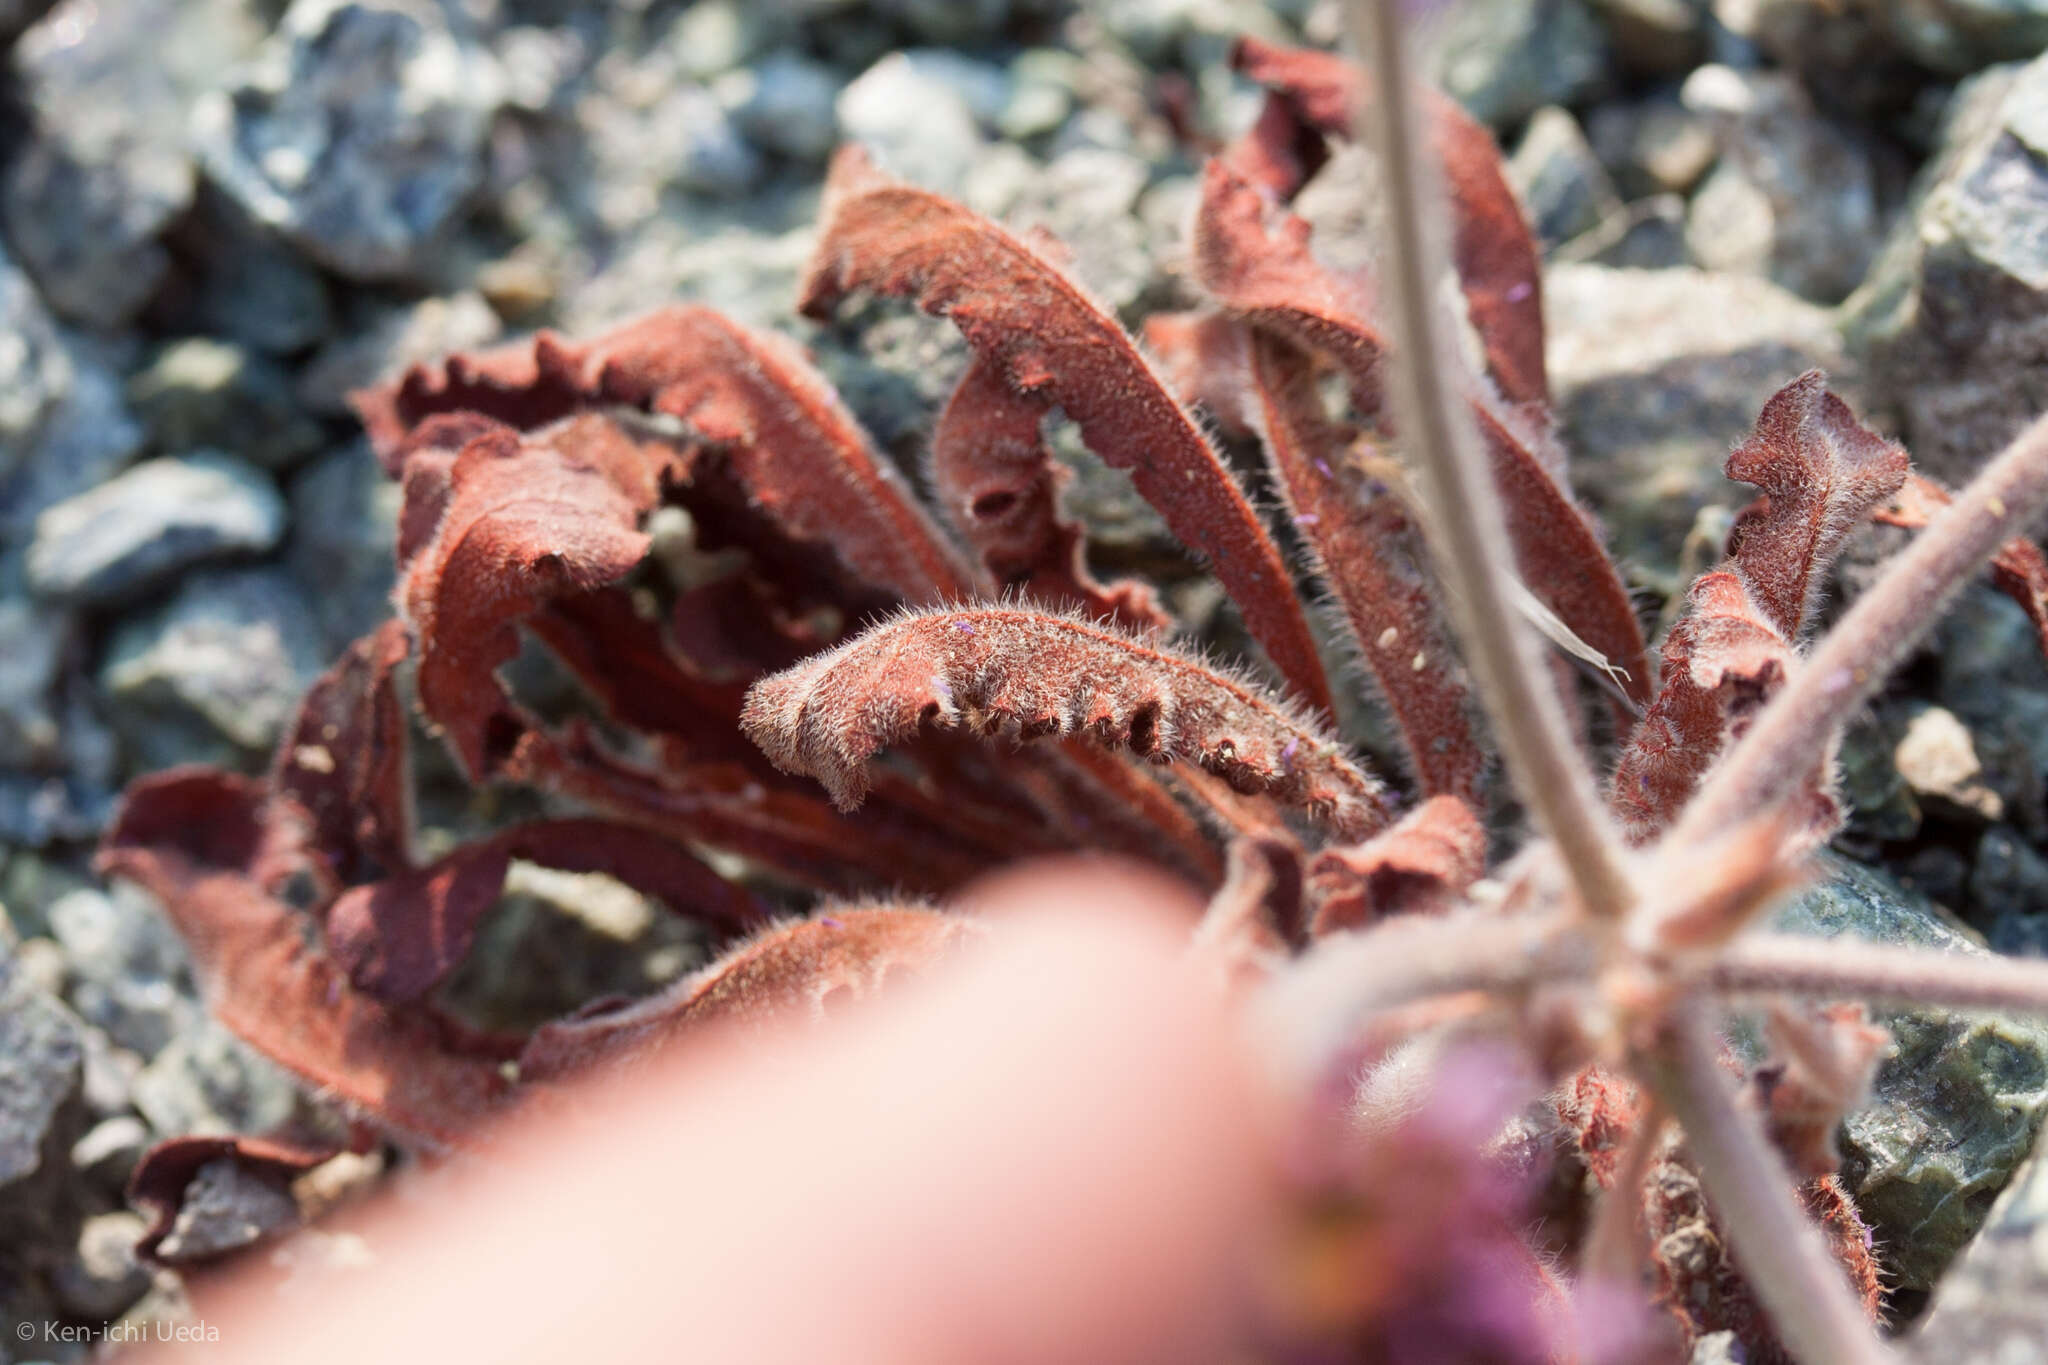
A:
[
  {"left": 1307, "top": 794, "right": 1488, "bottom": 935},
  {"left": 1194, "top": 161, "right": 1650, "bottom": 707},
  {"left": 399, "top": 414, "right": 669, "bottom": 779},
  {"left": 1610, "top": 571, "right": 1797, "bottom": 841},
  {"left": 129, "top": 1134, "right": 337, "bottom": 1264},
  {"left": 98, "top": 771, "right": 512, "bottom": 1147},
  {"left": 799, "top": 144, "right": 1335, "bottom": 717},
  {"left": 1226, "top": 35, "right": 1549, "bottom": 411},
  {"left": 270, "top": 619, "right": 413, "bottom": 888},
  {"left": 1876, "top": 471, "right": 2048, "bottom": 662},
  {"left": 519, "top": 907, "right": 982, "bottom": 1078},
  {"left": 1724, "top": 371, "right": 1910, "bottom": 640},
  {"left": 324, "top": 818, "right": 768, "bottom": 1003},
  {"left": 1193, "top": 835, "right": 1306, "bottom": 979},
  {"left": 930, "top": 353, "right": 1170, "bottom": 632},
  {"left": 739, "top": 606, "right": 1387, "bottom": 839},
  {"left": 1245, "top": 330, "right": 1483, "bottom": 799},
  {"left": 360, "top": 306, "right": 976, "bottom": 607}
]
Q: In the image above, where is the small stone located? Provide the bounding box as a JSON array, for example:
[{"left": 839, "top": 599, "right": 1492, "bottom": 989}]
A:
[
  {"left": 1586, "top": 0, "right": 1707, "bottom": 74},
  {"left": 0, "top": 598, "right": 65, "bottom": 770},
  {"left": 1911, "top": 1132, "right": 2048, "bottom": 1356},
  {"left": 897, "top": 49, "right": 1014, "bottom": 128},
  {"left": 195, "top": 0, "right": 506, "bottom": 281},
  {"left": 838, "top": 50, "right": 987, "bottom": 196},
  {"left": 727, "top": 50, "right": 841, "bottom": 162},
  {"left": 1430, "top": 0, "right": 1612, "bottom": 128},
  {"left": 50, "top": 1211, "right": 151, "bottom": 1320},
  {"left": 1678, "top": 65, "right": 1896, "bottom": 303},
  {"left": 1895, "top": 706, "right": 2004, "bottom": 820},
  {"left": 98, "top": 567, "right": 327, "bottom": 772},
  {"left": 1589, "top": 96, "right": 1719, "bottom": 197},
  {"left": 0, "top": 330, "right": 148, "bottom": 546},
  {"left": 668, "top": 0, "right": 774, "bottom": 81},
  {"left": 175, "top": 188, "right": 334, "bottom": 356},
  {"left": 0, "top": 948, "right": 84, "bottom": 1189},
  {"left": 1975, "top": 827, "right": 2048, "bottom": 945},
  {"left": 48, "top": 885, "right": 196, "bottom": 1058},
  {"left": 0, "top": 247, "right": 72, "bottom": 483},
  {"left": 130, "top": 1017, "right": 299, "bottom": 1140},
  {"left": 1508, "top": 107, "right": 1622, "bottom": 250},
  {"left": 128, "top": 340, "right": 325, "bottom": 472},
  {"left": 26, "top": 454, "right": 286, "bottom": 607},
  {"left": 153, "top": 1158, "right": 299, "bottom": 1261},
  {"left": 70, "top": 1114, "right": 150, "bottom": 1191}
]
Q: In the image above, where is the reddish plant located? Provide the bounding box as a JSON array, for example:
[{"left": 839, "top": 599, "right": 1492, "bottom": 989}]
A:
[{"left": 99, "top": 13, "right": 2048, "bottom": 1364}]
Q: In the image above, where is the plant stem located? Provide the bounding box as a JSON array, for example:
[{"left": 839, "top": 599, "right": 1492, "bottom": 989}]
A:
[
  {"left": 1675, "top": 409, "right": 2048, "bottom": 846},
  {"left": 1706, "top": 934, "right": 2048, "bottom": 1014},
  {"left": 1641, "top": 1006, "right": 1895, "bottom": 1365},
  {"left": 1342, "top": 0, "right": 1637, "bottom": 921},
  {"left": 1579, "top": 1092, "right": 1665, "bottom": 1284}
]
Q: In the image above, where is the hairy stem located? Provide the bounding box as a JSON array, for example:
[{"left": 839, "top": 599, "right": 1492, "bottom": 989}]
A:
[
  {"left": 1579, "top": 1094, "right": 1665, "bottom": 1284},
  {"left": 1343, "top": 0, "right": 1636, "bottom": 920},
  {"left": 1705, "top": 934, "right": 2048, "bottom": 1014},
  {"left": 1640, "top": 1007, "right": 1893, "bottom": 1365},
  {"left": 1256, "top": 907, "right": 1581, "bottom": 1092},
  {"left": 1675, "top": 410, "right": 2048, "bottom": 846}
]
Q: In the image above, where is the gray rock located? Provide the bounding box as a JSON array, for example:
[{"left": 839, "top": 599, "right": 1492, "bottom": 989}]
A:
[
  {"left": 667, "top": 0, "right": 780, "bottom": 81},
  {"left": 1007, "top": 147, "right": 1155, "bottom": 312},
  {"left": 838, "top": 50, "right": 988, "bottom": 195},
  {"left": 177, "top": 187, "right": 335, "bottom": 356},
  {"left": 70, "top": 1114, "right": 149, "bottom": 1193},
  {"left": 0, "top": 599, "right": 65, "bottom": 771},
  {"left": 47, "top": 885, "right": 196, "bottom": 1059},
  {"left": 99, "top": 567, "right": 327, "bottom": 773},
  {"left": 50, "top": 1210, "right": 151, "bottom": 1319},
  {"left": 131, "top": 1017, "right": 298, "bottom": 1139},
  {"left": 1771, "top": 855, "right": 2048, "bottom": 1290},
  {"left": 1909, "top": 1127, "right": 2048, "bottom": 1360},
  {"left": 1431, "top": 0, "right": 1612, "bottom": 128},
  {"left": 564, "top": 221, "right": 812, "bottom": 336},
  {"left": 0, "top": 331, "right": 148, "bottom": 546},
  {"left": 0, "top": 948, "right": 84, "bottom": 1190},
  {"left": 297, "top": 290, "right": 502, "bottom": 415},
  {"left": 897, "top": 49, "right": 1015, "bottom": 128},
  {"left": 1845, "top": 53, "right": 2048, "bottom": 483},
  {"left": 1545, "top": 263, "right": 1851, "bottom": 593},
  {"left": 1587, "top": 94, "right": 1719, "bottom": 198},
  {"left": 575, "top": 55, "right": 763, "bottom": 231},
  {"left": 1678, "top": 65, "right": 1897, "bottom": 304},
  {"left": 152, "top": 1157, "right": 299, "bottom": 1260},
  {"left": 1509, "top": 107, "right": 1622, "bottom": 251},
  {"left": 1586, "top": 0, "right": 1707, "bottom": 75},
  {"left": 1755, "top": 0, "right": 2048, "bottom": 78},
  {"left": 1, "top": 0, "right": 198, "bottom": 329},
  {"left": 1933, "top": 585, "right": 2048, "bottom": 837},
  {"left": 1001, "top": 48, "right": 1080, "bottom": 142},
  {"left": 1975, "top": 826, "right": 2048, "bottom": 944},
  {"left": 727, "top": 50, "right": 841, "bottom": 162},
  {"left": 195, "top": 0, "right": 506, "bottom": 281},
  {"left": 26, "top": 454, "right": 285, "bottom": 606},
  {"left": 285, "top": 442, "right": 402, "bottom": 654},
  {"left": 128, "top": 340, "right": 325, "bottom": 472},
  {"left": 0, "top": 248, "right": 71, "bottom": 484},
  {"left": 1556, "top": 194, "right": 1691, "bottom": 269},
  {"left": 0, "top": 774, "right": 113, "bottom": 847}
]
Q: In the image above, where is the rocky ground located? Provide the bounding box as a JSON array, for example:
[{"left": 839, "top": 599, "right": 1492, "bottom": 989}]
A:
[{"left": 6, "top": 0, "right": 2048, "bottom": 1357}]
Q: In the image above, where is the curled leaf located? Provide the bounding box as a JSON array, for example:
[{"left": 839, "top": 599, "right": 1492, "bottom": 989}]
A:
[
  {"left": 740, "top": 606, "right": 1387, "bottom": 840},
  {"left": 930, "top": 353, "right": 1169, "bottom": 632},
  {"left": 1226, "top": 34, "right": 1549, "bottom": 411},
  {"left": 1724, "top": 371, "right": 1910, "bottom": 640},
  {"left": 800, "top": 144, "right": 1335, "bottom": 717},
  {"left": 129, "top": 1134, "right": 338, "bottom": 1264},
  {"left": 1307, "top": 795, "right": 1487, "bottom": 935},
  {"left": 1876, "top": 471, "right": 2048, "bottom": 663},
  {"left": 519, "top": 906, "right": 982, "bottom": 1078}
]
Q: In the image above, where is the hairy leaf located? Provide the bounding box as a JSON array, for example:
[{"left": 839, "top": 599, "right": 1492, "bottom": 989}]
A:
[
  {"left": 1245, "top": 330, "right": 1483, "bottom": 799},
  {"left": 1724, "top": 371, "right": 1909, "bottom": 640},
  {"left": 1307, "top": 795, "right": 1487, "bottom": 935},
  {"left": 324, "top": 818, "right": 768, "bottom": 1004},
  {"left": 98, "top": 771, "right": 511, "bottom": 1148},
  {"left": 930, "top": 353, "right": 1169, "bottom": 631},
  {"left": 800, "top": 145, "right": 1335, "bottom": 717},
  {"left": 519, "top": 907, "right": 981, "bottom": 1078},
  {"left": 1193, "top": 160, "right": 1650, "bottom": 706},
  {"left": 740, "top": 606, "right": 1387, "bottom": 839},
  {"left": 271, "top": 620, "right": 413, "bottom": 888},
  {"left": 1226, "top": 34, "right": 1549, "bottom": 411}
]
